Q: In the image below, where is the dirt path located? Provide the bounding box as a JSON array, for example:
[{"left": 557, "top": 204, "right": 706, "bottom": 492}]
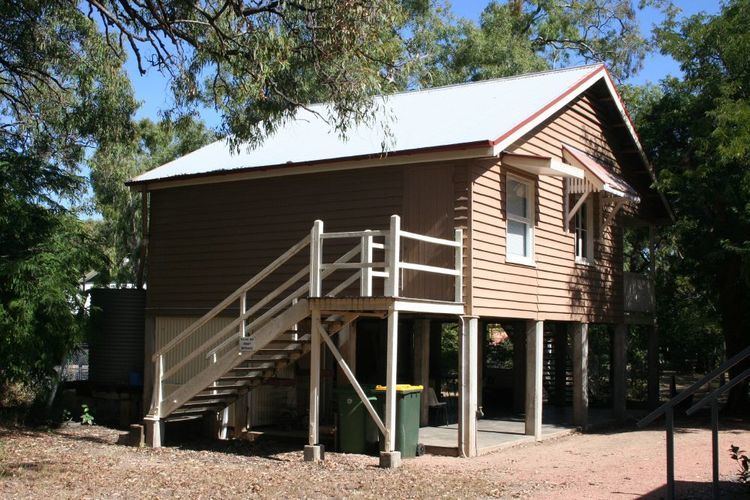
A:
[{"left": 1, "top": 422, "right": 748, "bottom": 498}]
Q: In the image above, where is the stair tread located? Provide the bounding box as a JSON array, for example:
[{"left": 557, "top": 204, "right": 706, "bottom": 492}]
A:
[
  {"left": 184, "top": 398, "right": 232, "bottom": 406},
  {"left": 236, "top": 361, "right": 275, "bottom": 369},
  {"left": 218, "top": 374, "right": 264, "bottom": 381},
  {"left": 192, "top": 391, "right": 238, "bottom": 398},
  {"left": 172, "top": 405, "right": 223, "bottom": 414},
  {"left": 246, "top": 354, "right": 289, "bottom": 361},
  {"left": 159, "top": 297, "right": 316, "bottom": 420},
  {"left": 209, "top": 382, "right": 258, "bottom": 390},
  {"left": 165, "top": 415, "right": 203, "bottom": 423}
]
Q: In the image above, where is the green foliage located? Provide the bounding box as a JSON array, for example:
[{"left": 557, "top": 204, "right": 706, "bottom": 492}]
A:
[
  {"left": 730, "top": 445, "right": 750, "bottom": 484},
  {"left": 587, "top": 325, "right": 612, "bottom": 406},
  {"left": 406, "top": 0, "right": 660, "bottom": 87},
  {"left": 636, "top": 0, "right": 750, "bottom": 408},
  {"left": 484, "top": 325, "right": 515, "bottom": 370},
  {"left": 77, "top": 1, "right": 412, "bottom": 149},
  {"left": 80, "top": 404, "right": 94, "bottom": 426},
  {"left": 440, "top": 323, "right": 459, "bottom": 373},
  {"left": 0, "top": 0, "right": 135, "bottom": 405},
  {"left": 89, "top": 117, "right": 215, "bottom": 285},
  {"left": 0, "top": 1, "right": 137, "bottom": 169},
  {"left": 0, "top": 150, "right": 103, "bottom": 391}
]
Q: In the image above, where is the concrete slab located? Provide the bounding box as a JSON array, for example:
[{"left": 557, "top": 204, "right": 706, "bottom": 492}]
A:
[{"left": 419, "top": 407, "right": 644, "bottom": 456}]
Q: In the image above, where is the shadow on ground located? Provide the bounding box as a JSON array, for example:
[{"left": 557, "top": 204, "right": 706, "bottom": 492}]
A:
[{"left": 634, "top": 480, "right": 749, "bottom": 499}]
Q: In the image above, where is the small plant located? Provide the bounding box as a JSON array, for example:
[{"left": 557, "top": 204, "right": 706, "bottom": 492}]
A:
[
  {"left": 730, "top": 445, "right": 749, "bottom": 484},
  {"left": 61, "top": 408, "right": 72, "bottom": 423},
  {"left": 80, "top": 404, "right": 94, "bottom": 426}
]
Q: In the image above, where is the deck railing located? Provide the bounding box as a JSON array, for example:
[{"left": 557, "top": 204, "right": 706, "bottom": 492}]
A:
[
  {"left": 637, "top": 344, "right": 750, "bottom": 500},
  {"left": 310, "top": 215, "right": 463, "bottom": 302},
  {"left": 147, "top": 215, "right": 463, "bottom": 420}
]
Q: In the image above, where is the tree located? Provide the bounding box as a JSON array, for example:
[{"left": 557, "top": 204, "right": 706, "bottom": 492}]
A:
[
  {"left": 406, "top": 0, "right": 663, "bottom": 88},
  {"left": 639, "top": 0, "right": 750, "bottom": 411},
  {"left": 79, "top": 0, "right": 412, "bottom": 148},
  {"left": 0, "top": 1, "right": 135, "bottom": 399},
  {"left": 0, "top": 149, "right": 104, "bottom": 393},
  {"left": 89, "top": 117, "right": 216, "bottom": 286}
]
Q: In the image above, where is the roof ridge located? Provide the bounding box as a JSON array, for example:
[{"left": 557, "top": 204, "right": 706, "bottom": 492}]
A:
[
  {"left": 384, "top": 63, "right": 604, "bottom": 99},
  {"left": 301, "top": 63, "right": 605, "bottom": 111}
]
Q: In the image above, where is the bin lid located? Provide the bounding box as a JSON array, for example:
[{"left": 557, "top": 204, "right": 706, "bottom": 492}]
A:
[{"left": 374, "top": 384, "right": 424, "bottom": 393}]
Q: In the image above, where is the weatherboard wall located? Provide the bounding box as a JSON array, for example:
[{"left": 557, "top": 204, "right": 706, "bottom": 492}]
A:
[{"left": 469, "top": 89, "right": 628, "bottom": 323}]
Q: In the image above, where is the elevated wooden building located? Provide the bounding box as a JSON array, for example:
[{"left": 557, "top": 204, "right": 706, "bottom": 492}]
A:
[{"left": 129, "top": 64, "right": 669, "bottom": 466}]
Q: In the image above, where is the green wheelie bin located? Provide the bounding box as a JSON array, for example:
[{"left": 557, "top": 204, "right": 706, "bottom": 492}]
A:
[
  {"left": 335, "top": 386, "right": 379, "bottom": 455},
  {"left": 374, "top": 384, "right": 423, "bottom": 458}
]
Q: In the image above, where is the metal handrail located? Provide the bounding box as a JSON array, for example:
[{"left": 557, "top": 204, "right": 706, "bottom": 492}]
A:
[
  {"left": 687, "top": 367, "right": 750, "bottom": 416},
  {"left": 638, "top": 344, "right": 750, "bottom": 427},
  {"left": 637, "top": 344, "right": 750, "bottom": 500}
]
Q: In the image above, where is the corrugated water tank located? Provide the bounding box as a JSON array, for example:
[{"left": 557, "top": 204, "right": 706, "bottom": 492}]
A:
[{"left": 89, "top": 288, "right": 146, "bottom": 387}]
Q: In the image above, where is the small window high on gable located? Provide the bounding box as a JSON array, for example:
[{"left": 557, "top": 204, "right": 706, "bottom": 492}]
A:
[
  {"left": 574, "top": 198, "right": 594, "bottom": 264},
  {"left": 506, "top": 174, "right": 535, "bottom": 266}
]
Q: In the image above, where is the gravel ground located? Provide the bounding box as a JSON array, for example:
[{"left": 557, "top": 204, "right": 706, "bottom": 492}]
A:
[{"left": 1, "top": 421, "right": 748, "bottom": 499}]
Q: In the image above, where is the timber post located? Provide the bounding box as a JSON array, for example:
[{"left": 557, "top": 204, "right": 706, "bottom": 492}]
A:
[
  {"left": 572, "top": 322, "right": 589, "bottom": 429},
  {"left": 525, "top": 320, "right": 543, "bottom": 440},
  {"left": 304, "top": 306, "right": 324, "bottom": 462},
  {"left": 459, "top": 315, "right": 479, "bottom": 457}
]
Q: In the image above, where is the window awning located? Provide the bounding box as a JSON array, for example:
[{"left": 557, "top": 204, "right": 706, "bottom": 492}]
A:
[
  {"left": 562, "top": 145, "right": 640, "bottom": 202},
  {"left": 561, "top": 145, "right": 641, "bottom": 229},
  {"left": 501, "top": 152, "right": 584, "bottom": 179}
]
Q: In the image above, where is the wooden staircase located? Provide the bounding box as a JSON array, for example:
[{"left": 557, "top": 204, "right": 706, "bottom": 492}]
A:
[
  {"left": 164, "top": 330, "right": 311, "bottom": 422},
  {"left": 144, "top": 216, "right": 465, "bottom": 448}
]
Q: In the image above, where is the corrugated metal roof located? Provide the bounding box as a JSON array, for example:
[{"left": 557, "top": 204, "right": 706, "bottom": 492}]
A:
[{"left": 132, "top": 64, "right": 605, "bottom": 184}]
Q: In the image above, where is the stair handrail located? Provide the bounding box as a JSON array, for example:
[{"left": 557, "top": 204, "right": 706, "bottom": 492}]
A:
[
  {"left": 149, "top": 215, "right": 466, "bottom": 421},
  {"left": 153, "top": 234, "right": 311, "bottom": 361},
  {"left": 636, "top": 344, "right": 750, "bottom": 500},
  {"left": 637, "top": 343, "right": 750, "bottom": 427},
  {"left": 311, "top": 215, "right": 464, "bottom": 302},
  {"left": 687, "top": 366, "right": 750, "bottom": 416},
  {"left": 205, "top": 242, "right": 365, "bottom": 360}
]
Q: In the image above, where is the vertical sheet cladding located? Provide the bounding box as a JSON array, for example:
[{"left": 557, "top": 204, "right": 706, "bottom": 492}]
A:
[
  {"left": 401, "top": 163, "right": 457, "bottom": 301},
  {"left": 155, "top": 315, "right": 235, "bottom": 386},
  {"left": 471, "top": 89, "right": 627, "bottom": 323}
]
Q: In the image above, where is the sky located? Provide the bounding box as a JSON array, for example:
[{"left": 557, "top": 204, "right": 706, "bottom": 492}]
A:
[{"left": 125, "top": 1, "right": 722, "bottom": 128}]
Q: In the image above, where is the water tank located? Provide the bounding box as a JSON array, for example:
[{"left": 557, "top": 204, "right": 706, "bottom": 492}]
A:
[{"left": 89, "top": 288, "right": 146, "bottom": 387}]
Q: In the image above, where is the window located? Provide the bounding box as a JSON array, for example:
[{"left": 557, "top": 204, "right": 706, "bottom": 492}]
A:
[
  {"left": 574, "top": 198, "right": 594, "bottom": 263},
  {"left": 506, "top": 174, "right": 535, "bottom": 265}
]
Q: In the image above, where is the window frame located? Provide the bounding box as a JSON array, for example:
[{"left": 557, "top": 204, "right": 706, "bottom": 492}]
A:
[
  {"left": 505, "top": 173, "right": 536, "bottom": 267},
  {"left": 574, "top": 196, "right": 595, "bottom": 265}
]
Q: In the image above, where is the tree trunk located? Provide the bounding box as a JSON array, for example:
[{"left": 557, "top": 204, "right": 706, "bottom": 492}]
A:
[{"left": 718, "top": 256, "right": 750, "bottom": 413}]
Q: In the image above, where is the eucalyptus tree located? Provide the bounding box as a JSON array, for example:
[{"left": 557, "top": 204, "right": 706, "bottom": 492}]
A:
[{"left": 405, "top": 0, "right": 666, "bottom": 87}]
